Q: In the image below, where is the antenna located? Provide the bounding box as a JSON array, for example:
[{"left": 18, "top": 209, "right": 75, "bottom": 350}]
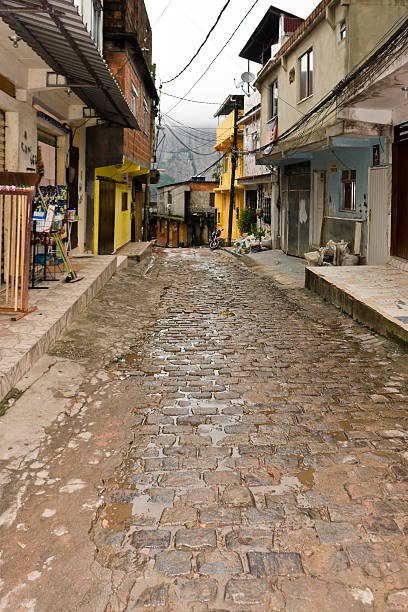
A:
[{"left": 234, "top": 71, "right": 256, "bottom": 96}]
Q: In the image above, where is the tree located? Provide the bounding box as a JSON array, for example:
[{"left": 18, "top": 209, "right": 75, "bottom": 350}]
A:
[{"left": 237, "top": 208, "right": 256, "bottom": 235}]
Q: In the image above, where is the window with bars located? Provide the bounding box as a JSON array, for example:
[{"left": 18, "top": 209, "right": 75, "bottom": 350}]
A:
[
  {"left": 299, "top": 49, "right": 313, "bottom": 100},
  {"left": 269, "top": 80, "right": 278, "bottom": 118},
  {"left": 131, "top": 84, "right": 138, "bottom": 116},
  {"left": 341, "top": 170, "right": 356, "bottom": 211},
  {"left": 263, "top": 197, "right": 271, "bottom": 224},
  {"left": 143, "top": 97, "right": 149, "bottom": 134}
]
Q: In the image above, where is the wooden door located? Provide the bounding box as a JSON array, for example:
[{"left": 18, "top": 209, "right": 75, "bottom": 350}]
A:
[
  {"left": 392, "top": 141, "right": 408, "bottom": 260},
  {"left": 171, "top": 222, "right": 179, "bottom": 247},
  {"left": 98, "top": 180, "right": 115, "bottom": 254}
]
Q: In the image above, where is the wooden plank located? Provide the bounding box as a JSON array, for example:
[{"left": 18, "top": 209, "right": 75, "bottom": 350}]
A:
[
  {"left": 4, "top": 195, "right": 11, "bottom": 305},
  {"left": 14, "top": 195, "right": 22, "bottom": 311}
]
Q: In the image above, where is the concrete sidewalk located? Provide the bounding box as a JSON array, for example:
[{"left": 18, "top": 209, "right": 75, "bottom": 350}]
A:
[
  {"left": 228, "top": 248, "right": 306, "bottom": 288},
  {"left": 306, "top": 263, "right": 408, "bottom": 346},
  {"left": 0, "top": 254, "right": 127, "bottom": 403}
]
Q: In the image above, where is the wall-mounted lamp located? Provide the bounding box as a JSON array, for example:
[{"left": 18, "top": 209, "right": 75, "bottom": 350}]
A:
[
  {"left": 401, "top": 86, "right": 408, "bottom": 101},
  {"left": 9, "top": 34, "right": 22, "bottom": 48}
]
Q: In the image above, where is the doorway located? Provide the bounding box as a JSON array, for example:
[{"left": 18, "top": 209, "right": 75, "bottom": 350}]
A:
[
  {"left": 312, "top": 170, "right": 326, "bottom": 247},
  {"left": 392, "top": 126, "right": 408, "bottom": 260},
  {"left": 98, "top": 179, "right": 115, "bottom": 254},
  {"left": 368, "top": 165, "right": 389, "bottom": 264},
  {"left": 281, "top": 162, "right": 311, "bottom": 257}
]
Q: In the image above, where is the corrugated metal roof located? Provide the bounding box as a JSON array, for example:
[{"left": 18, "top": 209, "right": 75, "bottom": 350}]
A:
[{"left": 0, "top": 0, "right": 139, "bottom": 129}]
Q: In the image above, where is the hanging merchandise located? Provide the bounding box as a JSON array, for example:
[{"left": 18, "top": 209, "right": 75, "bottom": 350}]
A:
[{"left": 34, "top": 188, "right": 82, "bottom": 283}]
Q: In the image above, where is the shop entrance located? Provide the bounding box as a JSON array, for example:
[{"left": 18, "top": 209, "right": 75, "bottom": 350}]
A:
[
  {"left": 392, "top": 123, "right": 408, "bottom": 260},
  {"left": 68, "top": 146, "right": 79, "bottom": 250},
  {"left": 38, "top": 130, "right": 57, "bottom": 186},
  {"left": 98, "top": 179, "right": 115, "bottom": 254}
]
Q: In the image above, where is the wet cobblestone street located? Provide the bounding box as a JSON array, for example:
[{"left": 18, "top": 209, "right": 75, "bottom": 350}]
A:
[{"left": 89, "top": 248, "right": 408, "bottom": 611}]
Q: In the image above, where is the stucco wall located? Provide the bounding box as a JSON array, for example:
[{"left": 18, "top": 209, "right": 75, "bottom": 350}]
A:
[
  {"left": 157, "top": 184, "right": 186, "bottom": 218},
  {"left": 258, "top": 2, "right": 348, "bottom": 142}
]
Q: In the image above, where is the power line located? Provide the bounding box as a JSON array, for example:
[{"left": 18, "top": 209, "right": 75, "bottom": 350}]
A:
[
  {"left": 162, "top": 120, "right": 217, "bottom": 155},
  {"left": 152, "top": 0, "right": 175, "bottom": 27},
  {"left": 161, "top": 91, "right": 221, "bottom": 105},
  {"left": 162, "top": 0, "right": 232, "bottom": 84},
  {"left": 196, "top": 151, "right": 227, "bottom": 176},
  {"left": 163, "top": 0, "right": 261, "bottom": 116}
]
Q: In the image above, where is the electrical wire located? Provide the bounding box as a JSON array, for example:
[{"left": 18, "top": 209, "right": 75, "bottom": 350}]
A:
[
  {"left": 152, "top": 0, "right": 175, "bottom": 27},
  {"left": 163, "top": 117, "right": 217, "bottom": 144},
  {"left": 163, "top": 0, "right": 261, "bottom": 116},
  {"left": 162, "top": 0, "right": 232, "bottom": 84},
  {"left": 160, "top": 91, "right": 222, "bottom": 105},
  {"left": 196, "top": 151, "right": 227, "bottom": 177},
  {"left": 162, "top": 120, "right": 217, "bottom": 156}
]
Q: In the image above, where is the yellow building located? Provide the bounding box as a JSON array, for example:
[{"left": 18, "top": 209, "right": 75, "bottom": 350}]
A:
[{"left": 214, "top": 96, "right": 245, "bottom": 243}]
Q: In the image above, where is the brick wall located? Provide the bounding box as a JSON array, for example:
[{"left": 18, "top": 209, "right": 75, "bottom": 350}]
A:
[
  {"left": 105, "top": 50, "right": 152, "bottom": 168},
  {"left": 103, "top": 0, "right": 152, "bottom": 69}
]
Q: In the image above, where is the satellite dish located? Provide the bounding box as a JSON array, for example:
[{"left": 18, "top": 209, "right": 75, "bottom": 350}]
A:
[
  {"left": 241, "top": 71, "right": 255, "bottom": 83},
  {"left": 264, "top": 144, "right": 273, "bottom": 155}
]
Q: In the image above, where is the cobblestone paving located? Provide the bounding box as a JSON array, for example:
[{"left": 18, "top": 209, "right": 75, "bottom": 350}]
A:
[{"left": 93, "top": 248, "right": 408, "bottom": 611}]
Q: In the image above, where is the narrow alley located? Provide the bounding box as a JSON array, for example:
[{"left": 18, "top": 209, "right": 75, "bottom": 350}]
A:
[{"left": 1, "top": 249, "right": 408, "bottom": 611}]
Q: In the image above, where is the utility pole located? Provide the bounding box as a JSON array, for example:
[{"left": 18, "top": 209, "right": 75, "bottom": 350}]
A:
[{"left": 227, "top": 99, "right": 238, "bottom": 247}]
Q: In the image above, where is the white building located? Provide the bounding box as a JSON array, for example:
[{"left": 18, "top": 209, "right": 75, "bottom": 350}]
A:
[{"left": 0, "top": 0, "right": 136, "bottom": 252}]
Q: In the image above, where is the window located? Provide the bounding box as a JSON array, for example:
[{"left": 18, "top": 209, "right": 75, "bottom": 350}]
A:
[
  {"left": 223, "top": 156, "right": 229, "bottom": 173},
  {"left": 251, "top": 131, "right": 259, "bottom": 151},
  {"left": 341, "top": 170, "right": 356, "bottom": 211},
  {"left": 209, "top": 192, "right": 215, "bottom": 207},
  {"left": 299, "top": 49, "right": 313, "bottom": 100},
  {"left": 131, "top": 84, "right": 138, "bottom": 116},
  {"left": 121, "top": 192, "right": 128, "bottom": 211},
  {"left": 339, "top": 20, "right": 347, "bottom": 40},
  {"left": 167, "top": 191, "right": 172, "bottom": 204},
  {"left": 217, "top": 211, "right": 221, "bottom": 223},
  {"left": 270, "top": 80, "right": 278, "bottom": 118},
  {"left": 223, "top": 196, "right": 227, "bottom": 211},
  {"left": 246, "top": 190, "right": 257, "bottom": 210},
  {"left": 90, "top": 0, "right": 101, "bottom": 49},
  {"left": 263, "top": 197, "right": 271, "bottom": 224},
  {"left": 143, "top": 97, "right": 149, "bottom": 133}
]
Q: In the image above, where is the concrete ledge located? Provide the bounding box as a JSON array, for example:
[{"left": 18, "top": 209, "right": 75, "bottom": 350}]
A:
[
  {"left": 115, "top": 241, "right": 153, "bottom": 262},
  {"left": 306, "top": 267, "right": 408, "bottom": 347},
  {"left": 0, "top": 256, "right": 118, "bottom": 401}
]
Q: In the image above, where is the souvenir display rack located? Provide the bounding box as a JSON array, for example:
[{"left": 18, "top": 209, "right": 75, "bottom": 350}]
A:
[
  {"left": 30, "top": 186, "right": 68, "bottom": 288},
  {"left": 0, "top": 172, "right": 39, "bottom": 320}
]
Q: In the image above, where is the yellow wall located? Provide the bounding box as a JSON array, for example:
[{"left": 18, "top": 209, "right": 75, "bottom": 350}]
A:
[
  {"left": 214, "top": 109, "right": 244, "bottom": 242},
  {"left": 93, "top": 158, "right": 148, "bottom": 254}
]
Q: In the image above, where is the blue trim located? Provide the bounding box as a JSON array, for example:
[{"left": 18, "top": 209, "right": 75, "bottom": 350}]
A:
[{"left": 36, "top": 111, "right": 71, "bottom": 134}]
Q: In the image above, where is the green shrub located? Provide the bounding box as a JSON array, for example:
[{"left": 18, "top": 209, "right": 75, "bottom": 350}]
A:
[{"left": 238, "top": 208, "right": 256, "bottom": 235}]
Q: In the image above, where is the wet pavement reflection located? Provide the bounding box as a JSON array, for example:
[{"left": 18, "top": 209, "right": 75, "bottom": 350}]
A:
[{"left": 93, "top": 248, "right": 408, "bottom": 611}]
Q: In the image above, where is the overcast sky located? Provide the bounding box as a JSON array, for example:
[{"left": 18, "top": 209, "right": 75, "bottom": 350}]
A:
[{"left": 144, "top": 0, "right": 320, "bottom": 128}]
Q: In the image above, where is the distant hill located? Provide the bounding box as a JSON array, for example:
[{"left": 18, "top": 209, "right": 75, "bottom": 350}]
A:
[{"left": 151, "top": 125, "right": 220, "bottom": 201}]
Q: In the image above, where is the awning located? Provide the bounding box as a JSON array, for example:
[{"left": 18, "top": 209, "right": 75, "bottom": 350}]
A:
[{"left": 0, "top": 0, "right": 139, "bottom": 129}]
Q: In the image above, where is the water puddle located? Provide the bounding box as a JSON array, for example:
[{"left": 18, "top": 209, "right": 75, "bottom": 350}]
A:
[
  {"left": 103, "top": 503, "right": 133, "bottom": 530},
  {"left": 296, "top": 468, "right": 315, "bottom": 489}
]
